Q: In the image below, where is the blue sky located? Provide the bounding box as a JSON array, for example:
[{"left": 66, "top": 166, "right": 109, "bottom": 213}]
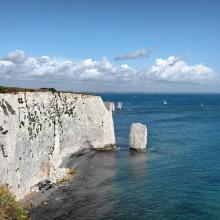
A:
[{"left": 0, "top": 0, "right": 220, "bottom": 92}]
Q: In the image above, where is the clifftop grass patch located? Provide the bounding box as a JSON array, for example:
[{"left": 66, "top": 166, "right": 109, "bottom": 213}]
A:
[
  {"left": 0, "top": 86, "right": 55, "bottom": 94},
  {"left": 0, "top": 86, "right": 95, "bottom": 96}
]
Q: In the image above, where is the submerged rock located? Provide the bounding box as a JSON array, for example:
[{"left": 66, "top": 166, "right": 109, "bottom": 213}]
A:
[{"left": 129, "top": 123, "right": 147, "bottom": 151}]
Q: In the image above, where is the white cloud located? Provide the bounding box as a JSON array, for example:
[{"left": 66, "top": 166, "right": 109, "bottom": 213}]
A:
[
  {"left": 148, "top": 56, "right": 214, "bottom": 83},
  {"left": 114, "top": 48, "right": 152, "bottom": 61},
  {"left": 0, "top": 50, "right": 138, "bottom": 82},
  {"left": 0, "top": 50, "right": 216, "bottom": 85},
  {"left": 3, "top": 50, "right": 27, "bottom": 64}
]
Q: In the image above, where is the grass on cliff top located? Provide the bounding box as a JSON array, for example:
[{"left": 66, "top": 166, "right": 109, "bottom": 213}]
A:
[
  {"left": 0, "top": 184, "right": 29, "bottom": 220},
  {"left": 0, "top": 86, "right": 95, "bottom": 96},
  {"left": 0, "top": 86, "right": 56, "bottom": 94}
]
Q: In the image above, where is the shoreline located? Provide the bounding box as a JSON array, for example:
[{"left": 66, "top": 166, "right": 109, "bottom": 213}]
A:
[
  {"left": 20, "top": 148, "right": 94, "bottom": 208},
  {"left": 28, "top": 148, "right": 119, "bottom": 220},
  {"left": 20, "top": 147, "right": 119, "bottom": 210}
]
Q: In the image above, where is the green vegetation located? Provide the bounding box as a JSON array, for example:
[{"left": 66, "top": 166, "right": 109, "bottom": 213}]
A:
[
  {"left": 95, "top": 144, "right": 117, "bottom": 152},
  {"left": 39, "top": 88, "right": 56, "bottom": 93},
  {"left": 0, "top": 184, "right": 29, "bottom": 220},
  {"left": 56, "top": 168, "right": 76, "bottom": 185},
  {"left": 0, "top": 86, "right": 35, "bottom": 94},
  {"left": 0, "top": 85, "right": 94, "bottom": 96},
  {"left": 0, "top": 86, "right": 57, "bottom": 94}
]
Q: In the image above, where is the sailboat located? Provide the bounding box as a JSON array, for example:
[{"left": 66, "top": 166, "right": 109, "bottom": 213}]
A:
[{"left": 164, "top": 100, "right": 168, "bottom": 105}]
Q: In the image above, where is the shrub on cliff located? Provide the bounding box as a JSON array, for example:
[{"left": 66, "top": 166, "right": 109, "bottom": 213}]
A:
[{"left": 0, "top": 184, "right": 29, "bottom": 220}]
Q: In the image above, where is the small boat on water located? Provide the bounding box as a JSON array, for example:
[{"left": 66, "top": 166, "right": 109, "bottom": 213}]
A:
[{"left": 164, "top": 100, "right": 168, "bottom": 105}]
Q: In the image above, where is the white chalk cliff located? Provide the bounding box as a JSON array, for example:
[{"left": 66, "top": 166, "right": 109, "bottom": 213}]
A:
[
  {"left": 0, "top": 90, "right": 115, "bottom": 199},
  {"left": 104, "top": 102, "right": 115, "bottom": 112}
]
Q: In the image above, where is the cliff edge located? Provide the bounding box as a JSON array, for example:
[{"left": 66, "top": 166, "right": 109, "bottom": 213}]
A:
[{"left": 0, "top": 88, "right": 115, "bottom": 199}]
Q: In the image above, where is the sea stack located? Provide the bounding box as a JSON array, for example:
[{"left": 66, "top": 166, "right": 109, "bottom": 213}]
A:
[
  {"left": 129, "top": 123, "right": 147, "bottom": 151},
  {"left": 104, "top": 102, "right": 115, "bottom": 112},
  {"left": 117, "top": 102, "right": 122, "bottom": 111}
]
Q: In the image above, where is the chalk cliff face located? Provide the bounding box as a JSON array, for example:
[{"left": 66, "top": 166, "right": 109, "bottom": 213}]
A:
[
  {"left": 104, "top": 102, "right": 115, "bottom": 112},
  {"left": 0, "top": 91, "right": 115, "bottom": 198}
]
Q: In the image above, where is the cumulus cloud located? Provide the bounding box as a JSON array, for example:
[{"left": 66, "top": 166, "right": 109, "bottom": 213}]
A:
[
  {"left": 3, "top": 50, "right": 27, "bottom": 64},
  {"left": 0, "top": 50, "right": 216, "bottom": 85},
  {"left": 114, "top": 48, "right": 152, "bottom": 61},
  {"left": 148, "top": 56, "right": 214, "bottom": 83},
  {"left": 0, "top": 50, "right": 138, "bottom": 82}
]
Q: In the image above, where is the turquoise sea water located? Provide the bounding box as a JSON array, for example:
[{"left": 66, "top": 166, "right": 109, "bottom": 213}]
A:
[{"left": 31, "top": 94, "right": 220, "bottom": 220}]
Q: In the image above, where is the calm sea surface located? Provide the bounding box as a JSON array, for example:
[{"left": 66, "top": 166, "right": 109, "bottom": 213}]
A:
[{"left": 31, "top": 94, "right": 220, "bottom": 220}]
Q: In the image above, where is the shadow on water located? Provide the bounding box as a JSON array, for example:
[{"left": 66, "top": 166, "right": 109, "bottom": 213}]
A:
[
  {"left": 30, "top": 149, "right": 152, "bottom": 220},
  {"left": 30, "top": 151, "right": 119, "bottom": 220}
]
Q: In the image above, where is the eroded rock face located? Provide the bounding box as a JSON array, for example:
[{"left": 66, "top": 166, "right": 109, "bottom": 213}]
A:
[
  {"left": 129, "top": 123, "right": 147, "bottom": 151},
  {"left": 0, "top": 91, "right": 115, "bottom": 199},
  {"left": 104, "top": 102, "right": 115, "bottom": 112}
]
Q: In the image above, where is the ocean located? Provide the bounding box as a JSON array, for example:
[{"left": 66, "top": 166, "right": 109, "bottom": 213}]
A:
[{"left": 30, "top": 94, "right": 220, "bottom": 220}]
